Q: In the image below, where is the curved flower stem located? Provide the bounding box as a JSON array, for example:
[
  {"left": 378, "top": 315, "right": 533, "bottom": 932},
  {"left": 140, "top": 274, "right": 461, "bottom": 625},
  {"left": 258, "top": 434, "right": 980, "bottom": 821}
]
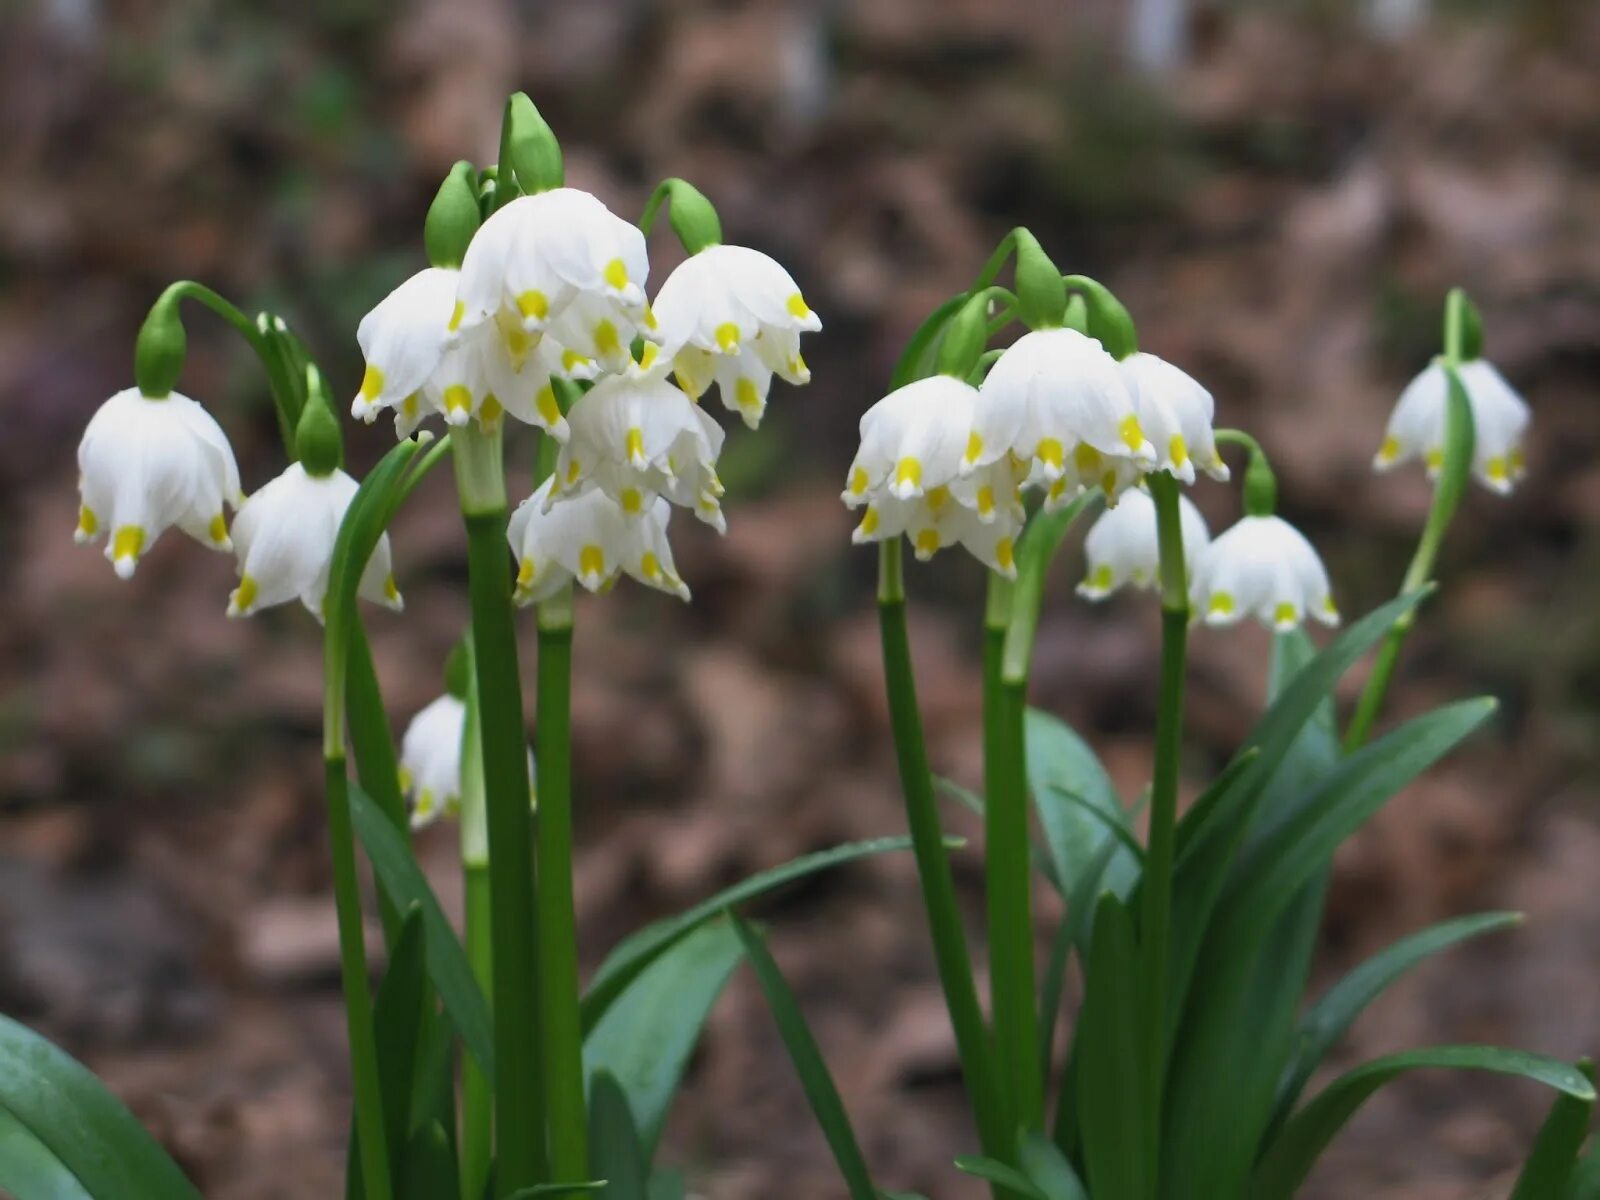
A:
[
  {"left": 1001, "top": 493, "right": 1099, "bottom": 686},
  {"left": 534, "top": 586, "right": 589, "bottom": 1188},
  {"left": 455, "top": 424, "right": 547, "bottom": 1195},
  {"left": 1139, "top": 470, "right": 1191, "bottom": 1175},
  {"left": 1344, "top": 293, "right": 1478, "bottom": 750},
  {"left": 877, "top": 541, "right": 1008, "bottom": 1164},
  {"left": 983, "top": 572, "right": 1043, "bottom": 1133}
]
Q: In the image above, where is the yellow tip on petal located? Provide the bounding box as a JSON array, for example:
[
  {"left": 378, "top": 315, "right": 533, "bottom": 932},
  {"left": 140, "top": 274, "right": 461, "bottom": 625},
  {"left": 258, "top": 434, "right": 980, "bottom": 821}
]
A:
[
  {"left": 621, "top": 487, "right": 643, "bottom": 514},
  {"left": 208, "top": 513, "right": 229, "bottom": 545},
  {"left": 996, "top": 537, "right": 1015, "bottom": 573},
  {"left": 517, "top": 558, "right": 535, "bottom": 587},
  {"left": 77, "top": 504, "right": 99, "bottom": 538},
  {"left": 1322, "top": 596, "right": 1340, "bottom": 619},
  {"left": 578, "top": 544, "right": 606, "bottom": 583},
  {"left": 640, "top": 551, "right": 662, "bottom": 581},
  {"left": 478, "top": 394, "right": 503, "bottom": 427},
  {"left": 561, "top": 349, "right": 593, "bottom": 374},
  {"left": 913, "top": 528, "right": 941, "bottom": 558},
  {"left": 1038, "top": 438, "right": 1065, "bottom": 473},
  {"left": 859, "top": 506, "right": 880, "bottom": 536},
  {"left": 112, "top": 525, "right": 145, "bottom": 565},
  {"left": 384, "top": 575, "right": 401, "bottom": 603},
  {"left": 735, "top": 377, "right": 761, "bottom": 411},
  {"left": 643, "top": 304, "right": 658, "bottom": 331},
  {"left": 1168, "top": 434, "right": 1189, "bottom": 467},
  {"left": 1084, "top": 563, "right": 1114, "bottom": 594},
  {"left": 232, "top": 573, "right": 259, "bottom": 614},
  {"left": 537, "top": 385, "right": 561, "bottom": 428},
  {"left": 447, "top": 300, "right": 466, "bottom": 333},
  {"left": 926, "top": 485, "right": 950, "bottom": 513},
  {"left": 1075, "top": 442, "right": 1102, "bottom": 473},
  {"left": 895, "top": 457, "right": 923, "bottom": 491},
  {"left": 603, "top": 258, "right": 630, "bottom": 291},
  {"left": 566, "top": 458, "right": 583, "bottom": 485},
  {"left": 1425, "top": 448, "right": 1444, "bottom": 471},
  {"left": 402, "top": 394, "right": 420, "bottom": 419},
  {"left": 849, "top": 466, "right": 869, "bottom": 496},
  {"left": 976, "top": 485, "right": 995, "bottom": 517},
  {"left": 714, "top": 322, "right": 741, "bottom": 353},
  {"left": 1208, "top": 591, "right": 1236, "bottom": 617},
  {"left": 1119, "top": 415, "right": 1146, "bottom": 453},
  {"left": 786, "top": 293, "right": 811, "bottom": 320},
  {"left": 1273, "top": 601, "right": 1298, "bottom": 628},
  {"left": 964, "top": 431, "right": 984, "bottom": 465},
  {"left": 443, "top": 384, "right": 472, "bottom": 416},
  {"left": 516, "top": 290, "right": 550, "bottom": 323},
  {"left": 637, "top": 341, "right": 660, "bottom": 370},
  {"left": 359, "top": 363, "right": 384, "bottom": 401},
  {"left": 1377, "top": 435, "right": 1401, "bottom": 465},
  {"left": 625, "top": 427, "right": 646, "bottom": 467},
  {"left": 1485, "top": 455, "right": 1509, "bottom": 484},
  {"left": 593, "top": 320, "right": 620, "bottom": 358}
]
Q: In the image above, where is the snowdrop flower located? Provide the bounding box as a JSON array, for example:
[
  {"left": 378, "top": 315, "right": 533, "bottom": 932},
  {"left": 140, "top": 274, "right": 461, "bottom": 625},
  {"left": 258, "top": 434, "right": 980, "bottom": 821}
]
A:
[
  {"left": 510, "top": 479, "right": 689, "bottom": 604},
  {"left": 354, "top": 266, "right": 594, "bottom": 440},
  {"left": 398, "top": 693, "right": 535, "bottom": 829},
  {"left": 965, "top": 328, "right": 1155, "bottom": 499},
  {"left": 226, "top": 462, "right": 401, "bottom": 619},
  {"left": 1190, "top": 515, "right": 1338, "bottom": 632},
  {"left": 453, "top": 189, "right": 650, "bottom": 345},
  {"left": 843, "top": 375, "right": 979, "bottom": 509},
  {"left": 652, "top": 244, "right": 821, "bottom": 429},
  {"left": 75, "top": 388, "right": 242, "bottom": 579},
  {"left": 550, "top": 368, "right": 727, "bottom": 532},
  {"left": 1118, "top": 352, "right": 1229, "bottom": 485},
  {"left": 1078, "top": 488, "right": 1210, "bottom": 600},
  {"left": 850, "top": 458, "right": 1027, "bottom": 577},
  {"left": 1374, "top": 359, "right": 1529, "bottom": 495}
]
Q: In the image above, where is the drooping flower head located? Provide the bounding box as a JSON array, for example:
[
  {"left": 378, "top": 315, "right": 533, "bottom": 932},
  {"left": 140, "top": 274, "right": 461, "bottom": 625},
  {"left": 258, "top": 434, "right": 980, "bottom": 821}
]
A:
[
  {"left": 652, "top": 243, "right": 821, "bottom": 429},
  {"left": 844, "top": 375, "right": 979, "bottom": 508},
  {"left": 75, "top": 388, "right": 242, "bottom": 579},
  {"left": 1118, "top": 352, "right": 1229, "bottom": 486},
  {"left": 851, "top": 459, "right": 1027, "bottom": 578},
  {"left": 400, "top": 692, "right": 534, "bottom": 830},
  {"left": 510, "top": 478, "right": 689, "bottom": 604},
  {"left": 226, "top": 462, "right": 402, "bottom": 619},
  {"left": 1375, "top": 359, "right": 1529, "bottom": 495},
  {"left": 1190, "top": 514, "right": 1338, "bottom": 632},
  {"left": 1078, "top": 488, "right": 1210, "bottom": 600}
]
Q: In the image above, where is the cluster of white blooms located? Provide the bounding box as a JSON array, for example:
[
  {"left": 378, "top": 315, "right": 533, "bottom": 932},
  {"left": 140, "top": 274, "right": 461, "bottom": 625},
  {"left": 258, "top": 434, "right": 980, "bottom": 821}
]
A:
[
  {"left": 398, "top": 691, "right": 535, "bottom": 829},
  {"left": 845, "top": 320, "right": 1223, "bottom": 581},
  {"left": 354, "top": 187, "right": 819, "bottom": 604}
]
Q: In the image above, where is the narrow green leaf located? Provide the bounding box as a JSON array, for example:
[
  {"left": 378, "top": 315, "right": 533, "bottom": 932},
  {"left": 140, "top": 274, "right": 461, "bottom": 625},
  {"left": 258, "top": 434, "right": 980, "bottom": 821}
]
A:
[
  {"left": 730, "top": 915, "right": 878, "bottom": 1200},
  {"left": 583, "top": 836, "right": 933, "bottom": 1032},
  {"left": 0, "top": 1105, "right": 94, "bottom": 1200},
  {"left": 1016, "top": 1132, "right": 1089, "bottom": 1200},
  {"left": 953, "top": 1155, "right": 1049, "bottom": 1200},
  {"left": 1075, "top": 894, "right": 1150, "bottom": 1200},
  {"left": 937, "top": 778, "right": 1060, "bottom": 890},
  {"left": 1025, "top": 709, "right": 1140, "bottom": 901},
  {"left": 1268, "top": 911, "right": 1522, "bottom": 1137},
  {"left": 583, "top": 921, "right": 743, "bottom": 1159},
  {"left": 1563, "top": 1138, "right": 1600, "bottom": 1200},
  {"left": 350, "top": 784, "right": 495, "bottom": 1083},
  {"left": 1040, "top": 831, "right": 1125, "bottom": 1092},
  {"left": 588, "top": 1071, "right": 647, "bottom": 1200},
  {"left": 646, "top": 1171, "right": 685, "bottom": 1200},
  {"left": 375, "top": 906, "right": 427, "bottom": 1158},
  {"left": 1252, "top": 1047, "right": 1595, "bottom": 1200},
  {"left": 505, "top": 1184, "right": 609, "bottom": 1197},
  {"left": 398, "top": 1120, "right": 459, "bottom": 1200},
  {"left": 0, "top": 1014, "right": 202, "bottom": 1200},
  {"left": 1510, "top": 1061, "right": 1596, "bottom": 1200}
]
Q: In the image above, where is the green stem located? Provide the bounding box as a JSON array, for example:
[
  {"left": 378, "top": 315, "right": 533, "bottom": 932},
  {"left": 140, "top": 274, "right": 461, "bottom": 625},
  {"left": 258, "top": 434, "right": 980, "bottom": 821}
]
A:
[
  {"left": 345, "top": 627, "right": 408, "bottom": 945},
  {"left": 534, "top": 592, "right": 589, "bottom": 1189},
  {"left": 1001, "top": 493, "right": 1097, "bottom": 685},
  {"left": 983, "top": 573, "right": 1043, "bottom": 1133},
  {"left": 462, "top": 862, "right": 494, "bottom": 1200},
  {"left": 456, "top": 427, "right": 545, "bottom": 1194},
  {"left": 877, "top": 541, "right": 1008, "bottom": 1162},
  {"left": 1138, "top": 472, "right": 1190, "bottom": 1177},
  {"left": 324, "top": 756, "right": 395, "bottom": 1200}
]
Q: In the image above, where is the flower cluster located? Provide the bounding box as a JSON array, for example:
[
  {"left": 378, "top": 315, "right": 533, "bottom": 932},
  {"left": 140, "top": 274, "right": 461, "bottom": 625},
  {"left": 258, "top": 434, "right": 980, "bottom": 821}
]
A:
[{"left": 355, "top": 188, "right": 819, "bottom": 604}]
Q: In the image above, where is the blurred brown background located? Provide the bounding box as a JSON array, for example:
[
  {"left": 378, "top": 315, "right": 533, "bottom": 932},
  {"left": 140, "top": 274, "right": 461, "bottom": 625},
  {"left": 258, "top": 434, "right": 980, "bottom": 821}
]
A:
[{"left": 3, "top": 1, "right": 1599, "bottom": 1196}]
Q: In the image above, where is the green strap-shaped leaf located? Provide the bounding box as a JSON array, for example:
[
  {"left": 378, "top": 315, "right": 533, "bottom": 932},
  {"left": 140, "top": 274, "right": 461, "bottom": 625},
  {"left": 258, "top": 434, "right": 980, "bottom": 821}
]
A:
[
  {"left": 954, "top": 1155, "right": 1049, "bottom": 1200},
  {"left": 1267, "top": 910, "right": 1522, "bottom": 1137},
  {"left": 583, "top": 836, "right": 930, "bottom": 1032},
  {"left": 0, "top": 1105, "right": 94, "bottom": 1200},
  {"left": 1016, "top": 1133, "right": 1089, "bottom": 1200},
  {"left": 1074, "top": 894, "right": 1150, "bottom": 1200},
  {"left": 588, "top": 1071, "right": 647, "bottom": 1200},
  {"left": 0, "top": 1014, "right": 202, "bottom": 1200},
  {"left": 350, "top": 784, "right": 494, "bottom": 1083},
  {"left": 646, "top": 1171, "right": 685, "bottom": 1200},
  {"left": 583, "top": 921, "right": 743, "bottom": 1159},
  {"left": 1563, "top": 1138, "right": 1600, "bottom": 1199},
  {"left": 1025, "top": 709, "right": 1140, "bottom": 902},
  {"left": 1510, "top": 1061, "right": 1596, "bottom": 1200},
  {"left": 1251, "top": 1047, "right": 1595, "bottom": 1200},
  {"left": 730, "top": 915, "right": 878, "bottom": 1200},
  {"left": 398, "top": 1120, "right": 459, "bottom": 1200}
]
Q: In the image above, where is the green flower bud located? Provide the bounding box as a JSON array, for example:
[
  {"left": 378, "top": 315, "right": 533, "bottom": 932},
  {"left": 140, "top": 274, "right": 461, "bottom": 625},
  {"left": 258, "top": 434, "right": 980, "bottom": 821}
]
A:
[
  {"left": 133, "top": 293, "right": 187, "bottom": 398},
  {"left": 1062, "top": 292, "right": 1089, "bottom": 334},
  {"left": 1064, "top": 274, "right": 1139, "bottom": 361},
  {"left": 1243, "top": 446, "right": 1278, "bottom": 517},
  {"left": 444, "top": 637, "right": 473, "bottom": 700},
  {"left": 936, "top": 291, "right": 995, "bottom": 381},
  {"left": 641, "top": 177, "right": 723, "bottom": 256},
  {"left": 1444, "top": 286, "right": 1483, "bottom": 364},
  {"left": 295, "top": 366, "right": 344, "bottom": 477},
  {"left": 425, "top": 161, "right": 482, "bottom": 269},
  {"left": 503, "top": 92, "right": 564, "bottom": 196},
  {"left": 1013, "top": 229, "right": 1065, "bottom": 330}
]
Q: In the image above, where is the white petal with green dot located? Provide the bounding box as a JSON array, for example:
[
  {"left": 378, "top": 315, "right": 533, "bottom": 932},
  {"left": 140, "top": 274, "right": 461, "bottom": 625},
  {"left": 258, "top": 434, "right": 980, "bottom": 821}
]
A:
[
  {"left": 1077, "top": 487, "right": 1209, "bottom": 600},
  {"left": 353, "top": 267, "right": 459, "bottom": 420},
  {"left": 844, "top": 375, "right": 978, "bottom": 507},
  {"left": 509, "top": 478, "right": 689, "bottom": 604},
  {"left": 400, "top": 693, "right": 533, "bottom": 831},
  {"left": 1376, "top": 359, "right": 1529, "bottom": 495},
  {"left": 75, "top": 388, "right": 242, "bottom": 579},
  {"left": 1189, "top": 513, "right": 1337, "bottom": 632},
  {"left": 1117, "top": 351, "right": 1226, "bottom": 484}
]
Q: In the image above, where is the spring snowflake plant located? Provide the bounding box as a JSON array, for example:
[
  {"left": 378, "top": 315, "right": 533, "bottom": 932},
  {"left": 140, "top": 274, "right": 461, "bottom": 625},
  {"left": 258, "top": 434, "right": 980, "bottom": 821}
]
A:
[{"left": 10, "top": 98, "right": 1592, "bottom": 1200}]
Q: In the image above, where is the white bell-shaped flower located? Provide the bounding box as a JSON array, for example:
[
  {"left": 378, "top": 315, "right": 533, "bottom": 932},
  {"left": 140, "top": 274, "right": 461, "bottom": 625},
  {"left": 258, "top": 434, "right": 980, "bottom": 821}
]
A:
[
  {"left": 510, "top": 478, "right": 689, "bottom": 604},
  {"left": 843, "top": 375, "right": 978, "bottom": 508},
  {"left": 75, "top": 388, "right": 242, "bottom": 579},
  {"left": 1118, "top": 352, "right": 1229, "bottom": 485},
  {"left": 550, "top": 368, "right": 727, "bottom": 531},
  {"left": 453, "top": 188, "right": 650, "bottom": 342},
  {"left": 355, "top": 266, "right": 594, "bottom": 441},
  {"left": 652, "top": 244, "right": 821, "bottom": 429},
  {"left": 1077, "top": 488, "right": 1210, "bottom": 600},
  {"left": 1374, "top": 359, "right": 1530, "bottom": 494},
  {"left": 850, "top": 458, "right": 1026, "bottom": 577},
  {"left": 1190, "top": 514, "right": 1338, "bottom": 632},
  {"left": 226, "top": 462, "right": 402, "bottom": 619},
  {"left": 399, "top": 693, "right": 536, "bottom": 830},
  {"left": 966, "top": 328, "right": 1155, "bottom": 490}
]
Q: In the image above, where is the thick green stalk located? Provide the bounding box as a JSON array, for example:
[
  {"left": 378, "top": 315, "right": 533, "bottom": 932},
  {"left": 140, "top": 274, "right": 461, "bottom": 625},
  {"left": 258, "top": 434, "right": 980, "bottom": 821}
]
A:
[
  {"left": 345, "top": 627, "right": 407, "bottom": 944},
  {"left": 462, "top": 863, "right": 494, "bottom": 1200},
  {"left": 323, "top": 756, "right": 395, "bottom": 1200},
  {"left": 1138, "top": 472, "right": 1190, "bottom": 1179},
  {"left": 877, "top": 541, "right": 1008, "bottom": 1162},
  {"left": 533, "top": 591, "right": 589, "bottom": 1188},
  {"left": 455, "top": 427, "right": 545, "bottom": 1195},
  {"left": 983, "top": 574, "right": 1043, "bottom": 1133}
]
